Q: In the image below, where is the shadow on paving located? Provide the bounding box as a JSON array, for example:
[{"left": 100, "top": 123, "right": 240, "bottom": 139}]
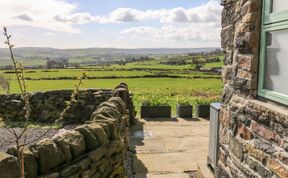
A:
[
  {"left": 129, "top": 119, "right": 148, "bottom": 178},
  {"left": 141, "top": 117, "right": 178, "bottom": 122},
  {"left": 181, "top": 117, "right": 201, "bottom": 122}
]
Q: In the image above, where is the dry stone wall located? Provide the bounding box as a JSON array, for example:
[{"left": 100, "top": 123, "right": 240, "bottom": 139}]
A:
[
  {"left": 0, "top": 83, "right": 135, "bottom": 178},
  {"left": 0, "top": 89, "right": 113, "bottom": 124},
  {"left": 219, "top": 0, "right": 288, "bottom": 177}
]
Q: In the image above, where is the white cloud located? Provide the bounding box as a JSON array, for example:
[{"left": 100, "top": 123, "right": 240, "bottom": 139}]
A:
[
  {"left": 118, "top": 1, "right": 222, "bottom": 46},
  {"left": 0, "top": 0, "right": 81, "bottom": 33},
  {"left": 54, "top": 0, "right": 222, "bottom": 24},
  {"left": 43, "top": 32, "right": 57, "bottom": 36},
  {"left": 0, "top": 0, "right": 221, "bottom": 44},
  {"left": 142, "top": 1, "right": 222, "bottom": 24},
  {"left": 0, "top": 0, "right": 221, "bottom": 34},
  {"left": 120, "top": 24, "right": 221, "bottom": 43},
  {"left": 13, "top": 14, "right": 33, "bottom": 22}
]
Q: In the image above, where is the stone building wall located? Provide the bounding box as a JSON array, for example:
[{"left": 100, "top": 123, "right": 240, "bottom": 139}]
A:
[
  {"left": 219, "top": 0, "right": 288, "bottom": 177},
  {"left": 0, "top": 83, "right": 136, "bottom": 178}
]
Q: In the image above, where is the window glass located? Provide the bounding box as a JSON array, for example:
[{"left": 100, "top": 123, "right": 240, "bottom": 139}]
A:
[
  {"left": 272, "top": 0, "right": 288, "bottom": 13},
  {"left": 264, "top": 30, "right": 288, "bottom": 95}
]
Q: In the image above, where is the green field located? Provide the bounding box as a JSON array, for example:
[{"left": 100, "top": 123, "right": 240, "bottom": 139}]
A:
[
  {"left": 1, "top": 69, "right": 154, "bottom": 80},
  {"left": 1, "top": 55, "right": 224, "bottom": 116},
  {"left": 7, "top": 78, "right": 222, "bottom": 115}
]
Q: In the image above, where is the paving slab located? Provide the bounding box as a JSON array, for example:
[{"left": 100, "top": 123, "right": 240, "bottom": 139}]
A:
[{"left": 129, "top": 117, "right": 210, "bottom": 178}]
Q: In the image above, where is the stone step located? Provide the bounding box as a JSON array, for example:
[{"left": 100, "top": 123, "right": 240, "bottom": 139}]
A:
[{"left": 196, "top": 162, "right": 214, "bottom": 178}]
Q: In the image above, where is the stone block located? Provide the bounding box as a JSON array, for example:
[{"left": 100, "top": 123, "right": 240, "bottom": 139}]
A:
[
  {"left": 242, "top": 12, "right": 257, "bottom": 23},
  {"left": 254, "top": 139, "right": 275, "bottom": 154},
  {"left": 218, "top": 147, "right": 227, "bottom": 164},
  {"left": 268, "top": 159, "right": 288, "bottom": 178},
  {"left": 235, "top": 32, "right": 258, "bottom": 53},
  {"left": 101, "top": 164, "right": 113, "bottom": 178},
  {"left": 90, "top": 172, "right": 101, "bottom": 178},
  {"left": 246, "top": 156, "right": 272, "bottom": 177},
  {"left": 23, "top": 148, "right": 38, "bottom": 178},
  {"left": 76, "top": 125, "right": 100, "bottom": 150},
  {"left": 237, "top": 23, "right": 256, "bottom": 33},
  {"left": 229, "top": 154, "right": 259, "bottom": 178},
  {"left": 270, "top": 121, "right": 285, "bottom": 136},
  {"left": 7, "top": 147, "right": 38, "bottom": 178},
  {"left": 252, "top": 122, "right": 281, "bottom": 144},
  {"left": 111, "top": 153, "right": 123, "bottom": 164},
  {"left": 229, "top": 137, "right": 244, "bottom": 161},
  {"left": 0, "top": 152, "right": 19, "bottom": 178},
  {"left": 216, "top": 161, "right": 231, "bottom": 177},
  {"left": 54, "top": 130, "right": 86, "bottom": 159},
  {"left": 221, "top": 0, "right": 238, "bottom": 6},
  {"left": 94, "top": 106, "right": 122, "bottom": 121},
  {"left": 106, "top": 140, "right": 123, "bottom": 156},
  {"left": 88, "top": 144, "right": 107, "bottom": 162},
  {"left": 76, "top": 158, "right": 91, "bottom": 171},
  {"left": 276, "top": 152, "right": 288, "bottom": 165},
  {"left": 99, "top": 158, "right": 110, "bottom": 173},
  {"left": 81, "top": 169, "right": 97, "bottom": 178},
  {"left": 244, "top": 143, "right": 269, "bottom": 164},
  {"left": 222, "top": 65, "right": 236, "bottom": 85},
  {"left": 240, "top": 0, "right": 259, "bottom": 15},
  {"left": 109, "top": 166, "right": 125, "bottom": 178},
  {"left": 282, "top": 139, "right": 288, "bottom": 152},
  {"left": 222, "top": 3, "right": 237, "bottom": 27},
  {"left": 221, "top": 85, "right": 234, "bottom": 104},
  {"left": 237, "top": 54, "right": 257, "bottom": 71},
  {"left": 91, "top": 158, "right": 109, "bottom": 170},
  {"left": 39, "top": 172, "right": 60, "bottom": 178},
  {"left": 97, "top": 120, "right": 119, "bottom": 140},
  {"left": 221, "top": 25, "right": 234, "bottom": 48},
  {"left": 108, "top": 97, "right": 126, "bottom": 114},
  {"left": 229, "top": 111, "right": 238, "bottom": 136},
  {"left": 226, "top": 157, "right": 246, "bottom": 177},
  {"left": 220, "top": 107, "right": 230, "bottom": 128},
  {"left": 69, "top": 173, "right": 81, "bottom": 178},
  {"left": 33, "top": 139, "right": 65, "bottom": 174},
  {"left": 219, "top": 126, "right": 230, "bottom": 145},
  {"left": 60, "top": 164, "right": 79, "bottom": 177},
  {"left": 86, "top": 123, "right": 109, "bottom": 145},
  {"left": 237, "top": 123, "right": 254, "bottom": 140}
]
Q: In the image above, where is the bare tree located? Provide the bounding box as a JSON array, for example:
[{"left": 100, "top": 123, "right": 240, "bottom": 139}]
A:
[
  {"left": 1, "top": 27, "right": 88, "bottom": 178},
  {"left": 2, "top": 26, "right": 31, "bottom": 178}
]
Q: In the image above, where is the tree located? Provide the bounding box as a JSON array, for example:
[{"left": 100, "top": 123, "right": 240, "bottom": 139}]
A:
[{"left": 192, "top": 59, "right": 206, "bottom": 71}]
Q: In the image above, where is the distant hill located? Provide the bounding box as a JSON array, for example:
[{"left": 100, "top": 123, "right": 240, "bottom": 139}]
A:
[{"left": 0, "top": 47, "right": 220, "bottom": 66}]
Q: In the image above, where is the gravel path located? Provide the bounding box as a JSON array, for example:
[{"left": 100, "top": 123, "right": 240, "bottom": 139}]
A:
[{"left": 0, "top": 127, "right": 59, "bottom": 152}]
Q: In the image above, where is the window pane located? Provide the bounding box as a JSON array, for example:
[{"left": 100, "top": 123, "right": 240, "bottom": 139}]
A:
[
  {"left": 264, "top": 29, "right": 288, "bottom": 95},
  {"left": 272, "top": 0, "right": 288, "bottom": 13}
]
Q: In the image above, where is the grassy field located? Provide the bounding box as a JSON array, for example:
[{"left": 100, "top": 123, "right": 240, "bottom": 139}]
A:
[
  {"left": 7, "top": 78, "right": 223, "bottom": 115},
  {"left": 1, "top": 69, "right": 154, "bottom": 80},
  {"left": 1, "top": 55, "right": 224, "bottom": 116}
]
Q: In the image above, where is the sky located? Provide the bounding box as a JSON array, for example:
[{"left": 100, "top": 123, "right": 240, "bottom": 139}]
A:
[{"left": 0, "top": 0, "right": 222, "bottom": 49}]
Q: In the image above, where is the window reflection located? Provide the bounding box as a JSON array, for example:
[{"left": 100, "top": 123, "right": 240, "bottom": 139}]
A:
[
  {"left": 272, "top": 0, "right": 288, "bottom": 13},
  {"left": 264, "top": 30, "right": 288, "bottom": 95}
]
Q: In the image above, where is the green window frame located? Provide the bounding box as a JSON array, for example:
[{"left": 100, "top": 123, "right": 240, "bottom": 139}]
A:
[{"left": 258, "top": 0, "right": 288, "bottom": 105}]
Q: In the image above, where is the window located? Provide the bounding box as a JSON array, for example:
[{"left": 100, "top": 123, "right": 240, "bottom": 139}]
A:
[{"left": 258, "top": 0, "right": 288, "bottom": 105}]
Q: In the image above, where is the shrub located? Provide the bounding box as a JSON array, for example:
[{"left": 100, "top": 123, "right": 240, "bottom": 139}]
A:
[
  {"left": 195, "top": 96, "right": 221, "bottom": 105},
  {"left": 176, "top": 97, "right": 192, "bottom": 105},
  {"left": 142, "top": 95, "right": 169, "bottom": 106}
]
